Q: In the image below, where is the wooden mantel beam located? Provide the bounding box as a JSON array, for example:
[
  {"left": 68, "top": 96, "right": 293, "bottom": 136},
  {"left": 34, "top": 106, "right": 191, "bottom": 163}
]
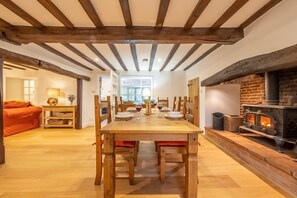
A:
[
  {"left": 201, "top": 44, "right": 297, "bottom": 86},
  {"left": 3, "top": 26, "right": 244, "bottom": 44},
  {"left": 0, "top": 48, "right": 90, "bottom": 81}
]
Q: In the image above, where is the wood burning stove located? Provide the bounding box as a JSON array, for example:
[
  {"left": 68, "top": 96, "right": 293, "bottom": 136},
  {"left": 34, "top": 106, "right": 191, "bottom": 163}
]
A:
[{"left": 240, "top": 104, "right": 297, "bottom": 152}]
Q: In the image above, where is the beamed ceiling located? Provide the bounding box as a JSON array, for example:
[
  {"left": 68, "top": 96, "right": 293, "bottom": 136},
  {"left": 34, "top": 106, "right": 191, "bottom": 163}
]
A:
[{"left": 0, "top": 0, "right": 282, "bottom": 73}]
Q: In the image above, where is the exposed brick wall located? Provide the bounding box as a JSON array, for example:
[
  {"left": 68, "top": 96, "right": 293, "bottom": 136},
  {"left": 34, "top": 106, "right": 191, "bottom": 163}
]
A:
[
  {"left": 279, "top": 69, "right": 297, "bottom": 106},
  {"left": 225, "top": 69, "right": 297, "bottom": 115},
  {"left": 226, "top": 74, "right": 265, "bottom": 115}
]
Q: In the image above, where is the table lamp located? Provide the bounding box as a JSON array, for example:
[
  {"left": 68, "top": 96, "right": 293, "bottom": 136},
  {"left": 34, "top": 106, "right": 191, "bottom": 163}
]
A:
[{"left": 46, "top": 88, "right": 60, "bottom": 106}]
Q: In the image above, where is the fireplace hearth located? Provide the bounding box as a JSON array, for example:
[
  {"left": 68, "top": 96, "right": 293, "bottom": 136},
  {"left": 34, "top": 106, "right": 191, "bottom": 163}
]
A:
[{"left": 240, "top": 104, "right": 297, "bottom": 152}]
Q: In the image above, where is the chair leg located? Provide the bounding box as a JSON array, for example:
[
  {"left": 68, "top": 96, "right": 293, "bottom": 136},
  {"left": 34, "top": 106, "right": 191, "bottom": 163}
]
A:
[
  {"left": 134, "top": 146, "right": 138, "bottom": 166},
  {"left": 160, "top": 147, "right": 166, "bottom": 183},
  {"left": 128, "top": 148, "right": 135, "bottom": 185},
  {"left": 95, "top": 147, "right": 102, "bottom": 185}
]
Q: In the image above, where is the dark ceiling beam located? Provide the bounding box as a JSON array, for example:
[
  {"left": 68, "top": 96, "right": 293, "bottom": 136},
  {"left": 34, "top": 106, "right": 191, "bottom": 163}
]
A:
[
  {"left": 85, "top": 43, "right": 116, "bottom": 71},
  {"left": 3, "top": 63, "right": 26, "bottom": 70},
  {"left": 0, "top": 18, "right": 13, "bottom": 29},
  {"left": 108, "top": 44, "right": 128, "bottom": 71},
  {"left": 148, "top": 44, "right": 157, "bottom": 71},
  {"left": 211, "top": 0, "right": 249, "bottom": 31},
  {"left": 184, "top": 44, "right": 221, "bottom": 71},
  {"left": 78, "top": 0, "right": 104, "bottom": 28},
  {"left": 0, "top": 0, "right": 44, "bottom": 29},
  {"left": 156, "top": 0, "right": 170, "bottom": 28},
  {"left": 171, "top": 44, "right": 202, "bottom": 71},
  {"left": 201, "top": 44, "right": 297, "bottom": 86},
  {"left": 0, "top": 47, "right": 90, "bottom": 81},
  {"left": 119, "top": 0, "right": 133, "bottom": 28},
  {"left": 160, "top": 44, "right": 180, "bottom": 71},
  {"left": 3, "top": 66, "right": 12, "bottom": 70},
  {"left": 62, "top": 43, "right": 105, "bottom": 71},
  {"left": 4, "top": 26, "right": 243, "bottom": 44},
  {"left": 4, "top": 62, "right": 38, "bottom": 70},
  {"left": 37, "top": 43, "right": 93, "bottom": 71},
  {"left": 130, "top": 43, "right": 139, "bottom": 71},
  {"left": 37, "top": 0, "right": 75, "bottom": 29},
  {"left": 240, "top": 0, "right": 282, "bottom": 29},
  {"left": 184, "top": 0, "right": 211, "bottom": 29}
]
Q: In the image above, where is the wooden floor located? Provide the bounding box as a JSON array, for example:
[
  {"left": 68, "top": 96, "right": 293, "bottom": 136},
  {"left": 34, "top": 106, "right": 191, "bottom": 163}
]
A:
[{"left": 0, "top": 127, "right": 289, "bottom": 198}]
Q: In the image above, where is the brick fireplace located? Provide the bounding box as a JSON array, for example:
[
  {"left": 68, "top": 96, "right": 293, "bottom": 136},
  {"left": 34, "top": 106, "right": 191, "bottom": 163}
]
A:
[{"left": 235, "top": 69, "right": 297, "bottom": 152}]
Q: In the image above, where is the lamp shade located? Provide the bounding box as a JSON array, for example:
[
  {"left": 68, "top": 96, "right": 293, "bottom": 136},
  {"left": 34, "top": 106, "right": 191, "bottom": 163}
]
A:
[{"left": 46, "top": 88, "right": 60, "bottom": 97}]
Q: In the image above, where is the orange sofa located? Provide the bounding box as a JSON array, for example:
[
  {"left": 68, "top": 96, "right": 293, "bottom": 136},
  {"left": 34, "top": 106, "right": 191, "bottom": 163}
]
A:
[{"left": 3, "top": 101, "right": 42, "bottom": 137}]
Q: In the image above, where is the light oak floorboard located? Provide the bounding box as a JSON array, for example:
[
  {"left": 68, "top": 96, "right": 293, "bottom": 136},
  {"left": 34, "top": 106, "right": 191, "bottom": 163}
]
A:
[{"left": 0, "top": 127, "right": 288, "bottom": 197}]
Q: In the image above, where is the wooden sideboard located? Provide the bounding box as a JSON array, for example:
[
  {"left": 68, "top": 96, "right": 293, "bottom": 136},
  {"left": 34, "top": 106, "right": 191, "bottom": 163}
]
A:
[{"left": 42, "top": 106, "right": 76, "bottom": 129}]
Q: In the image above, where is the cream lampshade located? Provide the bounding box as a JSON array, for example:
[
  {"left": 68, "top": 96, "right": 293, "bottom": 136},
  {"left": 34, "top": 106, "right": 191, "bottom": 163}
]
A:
[{"left": 46, "top": 88, "right": 60, "bottom": 106}]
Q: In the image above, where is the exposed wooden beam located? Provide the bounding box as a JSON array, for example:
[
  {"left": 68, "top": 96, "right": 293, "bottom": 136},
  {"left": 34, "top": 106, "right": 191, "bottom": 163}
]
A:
[
  {"left": 3, "top": 63, "right": 26, "bottom": 70},
  {"left": 201, "top": 44, "right": 297, "bottom": 86},
  {"left": 4, "top": 61, "right": 39, "bottom": 70},
  {"left": 3, "top": 66, "right": 12, "bottom": 70},
  {"left": 240, "top": 0, "right": 282, "bottom": 29},
  {"left": 109, "top": 44, "right": 128, "bottom": 71},
  {"left": 0, "top": 32, "right": 20, "bottom": 45},
  {"left": 211, "top": 0, "right": 249, "bottom": 31},
  {"left": 156, "top": 0, "right": 170, "bottom": 28},
  {"left": 62, "top": 43, "right": 105, "bottom": 71},
  {"left": 160, "top": 44, "right": 180, "bottom": 71},
  {"left": 0, "top": 58, "right": 4, "bottom": 165},
  {"left": 130, "top": 44, "right": 139, "bottom": 71},
  {"left": 0, "top": 18, "right": 13, "bottom": 29},
  {"left": 171, "top": 44, "right": 201, "bottom": 71},
  {"left": 184, "top": 44, "right": 221, "bottom": 71},
  {"left": 37, "top": 0, "right": 75, "bottom": 29},
  {"left": 0, "top": 47, "right": 90, "bottom": 81},
  {"left": 0, "top": 0, "right": 44, "bottom": 29},
  {"left": 4, "top": 26, "right": 243, "bottom": 44},
  {"left": 78, "top": 0, "right": 104, "bottom": 28},
  {"left": 149, "top": 44, "right": 157, "bottom": 71},
  {"left": 184, "top": 0, "right": 211, "bottom": 29},
  {"left": 85, "top": 43, "right": 116, "bottom": 71},
  {"left": 119, "top": 0, "right": 132, "bottom": 28},
  {"left": 37, "top": 43, "right": 93, "bottom": 71}
]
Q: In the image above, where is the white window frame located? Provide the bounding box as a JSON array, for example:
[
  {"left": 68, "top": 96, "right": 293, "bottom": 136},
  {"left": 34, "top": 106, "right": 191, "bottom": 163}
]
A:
[{"left": 120, "top": 76, "right": 153, "bottom": 103}]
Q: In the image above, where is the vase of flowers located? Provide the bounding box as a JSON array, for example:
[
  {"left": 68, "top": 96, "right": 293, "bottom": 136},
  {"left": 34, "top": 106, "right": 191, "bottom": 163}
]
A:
[{"left": 67, "top": 94, "right": 76, "bottom": 105}]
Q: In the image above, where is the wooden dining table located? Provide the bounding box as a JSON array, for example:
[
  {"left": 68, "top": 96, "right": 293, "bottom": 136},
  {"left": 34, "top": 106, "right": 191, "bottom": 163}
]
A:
[{"left": 100, "top": 110, "right": 202, "bottom": 198}]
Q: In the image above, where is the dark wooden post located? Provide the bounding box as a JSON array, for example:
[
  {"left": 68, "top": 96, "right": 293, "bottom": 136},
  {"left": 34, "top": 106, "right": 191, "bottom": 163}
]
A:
[
  {"left": 0, "top": 58, "right": 5, "bottom": 164},
  {"left": 76, "top": 79, "right": 83, "bottom": 129}
]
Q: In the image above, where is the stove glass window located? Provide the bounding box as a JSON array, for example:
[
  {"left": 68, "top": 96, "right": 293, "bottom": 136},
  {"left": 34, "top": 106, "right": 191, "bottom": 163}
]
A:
[
  {"left": 260, "top": 116, "right": 272, "bottom": 128},
  {"left": 246, "top": 113, "right": 255, "bottom": 125}
]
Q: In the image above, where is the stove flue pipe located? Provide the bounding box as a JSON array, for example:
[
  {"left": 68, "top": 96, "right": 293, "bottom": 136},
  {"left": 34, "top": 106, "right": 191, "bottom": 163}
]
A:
[{"left": 265, "top": 71, "right": 279, "bottom": 105}]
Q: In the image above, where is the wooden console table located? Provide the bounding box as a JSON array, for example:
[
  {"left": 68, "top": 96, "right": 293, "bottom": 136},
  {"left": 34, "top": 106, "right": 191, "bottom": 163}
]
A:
[{"left": 42, "top": 106, "right": 76, "bottom": 129}]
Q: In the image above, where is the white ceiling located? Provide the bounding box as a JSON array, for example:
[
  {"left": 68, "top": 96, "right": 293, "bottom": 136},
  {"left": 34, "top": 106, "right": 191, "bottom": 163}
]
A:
[{"left": 0, "top": 0, "right": 275, "bottom": 73}]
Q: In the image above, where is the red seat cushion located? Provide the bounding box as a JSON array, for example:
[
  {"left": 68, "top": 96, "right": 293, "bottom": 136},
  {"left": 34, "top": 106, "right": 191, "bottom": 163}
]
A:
[
  {"left": 97, "top": 140, "right": 135, "bottom": 148},
  {"left": 158, "top": 141, "right": 186, "bottom": 147},
  {"left": 115, "top": 141, "right": 135, "bottom": 148}
]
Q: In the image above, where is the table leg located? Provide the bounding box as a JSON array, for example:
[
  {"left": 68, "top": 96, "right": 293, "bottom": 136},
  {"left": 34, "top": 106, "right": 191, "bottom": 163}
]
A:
[
  {"left": 104, "top": 133, "right": 115, "bottom": 198},
  {"left": 186, "top": 133, "right": 198, "bottom": 198}
]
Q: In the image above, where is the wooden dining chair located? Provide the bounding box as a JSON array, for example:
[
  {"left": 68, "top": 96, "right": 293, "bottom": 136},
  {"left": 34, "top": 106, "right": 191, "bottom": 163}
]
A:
[
  {"left": 177, "top": 96, "right": 190, "bottom": 114},
  {"left": 157, "top": 97, "right": 169, "bottom": 107},
  {"left": 158, "top": 95, "right": 199, "bottom": 183},
  {"left": 94, "top": 95, "right": 137, "bottom": 185}
]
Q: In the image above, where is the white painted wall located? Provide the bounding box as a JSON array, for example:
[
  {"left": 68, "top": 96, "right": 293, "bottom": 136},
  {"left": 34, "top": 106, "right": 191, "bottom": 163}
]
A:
[
  {"left": 205, "top": 84, "right": 241, "bottom": 127},
  {"left": 186, "top": 0, "right": 297, "bottom": 129},
  {"left": 6, "top": 77, "right": 23, "bottom": 100},
  {"left": 119, "top": 71, "right": 187, "bottom": 109}
]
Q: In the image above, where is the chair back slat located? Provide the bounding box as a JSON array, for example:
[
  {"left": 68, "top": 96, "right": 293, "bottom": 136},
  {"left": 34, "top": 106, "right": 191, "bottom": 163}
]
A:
[
  {"left": 115, "top": 96, "right": 123, "bottom": 114},
  {"left": 158, "top": 97, "right": 169, "bottom": 107},
  {"left": 172, "top": 96, "right": 177, "bottom": 111}
]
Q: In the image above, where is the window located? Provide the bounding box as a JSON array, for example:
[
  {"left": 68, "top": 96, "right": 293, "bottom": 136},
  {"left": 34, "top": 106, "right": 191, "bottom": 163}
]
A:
[
  {"left": 24, "top": 79, "right": 35, "bottom": 102},
  {"left": 120, "top": 76, "right": 153, "bottom": 103}
]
